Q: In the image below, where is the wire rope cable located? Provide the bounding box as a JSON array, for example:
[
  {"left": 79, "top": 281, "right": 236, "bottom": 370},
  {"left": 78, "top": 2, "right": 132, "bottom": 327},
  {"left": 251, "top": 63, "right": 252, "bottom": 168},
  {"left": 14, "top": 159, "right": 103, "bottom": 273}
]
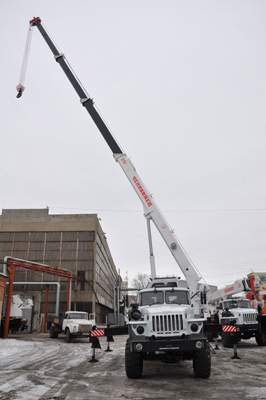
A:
[{"left": 16, "top": 24, "right": 33, "bottom": 96}]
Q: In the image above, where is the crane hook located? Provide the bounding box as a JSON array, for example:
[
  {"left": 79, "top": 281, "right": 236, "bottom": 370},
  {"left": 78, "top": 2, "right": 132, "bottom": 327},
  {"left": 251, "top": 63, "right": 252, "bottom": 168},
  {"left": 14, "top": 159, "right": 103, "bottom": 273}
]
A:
[{"left": 16, "top": 84, "right": 25, "bottom": 99}]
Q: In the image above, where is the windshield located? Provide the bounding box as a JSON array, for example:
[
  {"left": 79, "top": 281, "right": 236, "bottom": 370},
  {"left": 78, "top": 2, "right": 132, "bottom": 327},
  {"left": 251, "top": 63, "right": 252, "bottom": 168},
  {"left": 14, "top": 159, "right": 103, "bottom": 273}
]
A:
[
  {"left": 223, "top": 300, "right": 238, "bottom": 309},
  {"left": 223, "top": 300, "right": 251, "bottom": 309},
  {"left": 140, "top": 290, "right": 189, "bottom": 306},
  {"left": 67, "top": 313, "right": 88, "bottom": 320},
  {"left": 237, "top": 300, "right": 252, "bottom": 309},
  {"left": 165, "top": 290, "right": 189, "bottom": 305},
  {"left": 140, "top": 291, "right": 164, "bottom": 306}
]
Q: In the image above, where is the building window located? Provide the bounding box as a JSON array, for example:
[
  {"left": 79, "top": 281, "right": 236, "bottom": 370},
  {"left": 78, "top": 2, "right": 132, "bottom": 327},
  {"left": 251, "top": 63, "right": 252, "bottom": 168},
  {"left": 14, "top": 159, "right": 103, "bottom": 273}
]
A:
[{"left": 77, "top": 271, "right": 85, "bottom": 290}]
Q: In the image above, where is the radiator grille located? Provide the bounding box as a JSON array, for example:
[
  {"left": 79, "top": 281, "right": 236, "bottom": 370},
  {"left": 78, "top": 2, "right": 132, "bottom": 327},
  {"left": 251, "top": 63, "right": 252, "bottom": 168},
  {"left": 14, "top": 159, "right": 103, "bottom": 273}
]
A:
[
  {"left": 152, "top": 314, "right": 184, "bottom": 334},
  {"left": 242, "top": 313, "right": 257, "bottom": 323},
  {"left": 79, "top": 324, "right": 91, "bottom": 333}
]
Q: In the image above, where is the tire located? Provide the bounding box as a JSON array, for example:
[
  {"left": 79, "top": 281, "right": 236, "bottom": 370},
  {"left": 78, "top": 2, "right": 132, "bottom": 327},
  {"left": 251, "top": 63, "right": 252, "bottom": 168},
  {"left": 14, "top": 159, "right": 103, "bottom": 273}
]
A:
[
  {"left": 193, "top": 347, "right": 211, "bottom": 378},
  {"left": 125, "top": 339, "right": 143, "bottom": 379},
  {"left": 49, "top": 326, "right": 58, "bottom": 339},
  {"left": 205, "top": 332, "right": 214, "bottom": 343},
  {"left": 255, "top": 333, "right": 266, "bottom": 346},
  {"left": 222, "top": 333, "right": 236, "bottom": 348},
  {"left": 66, "top": 328, "right": 72, "bottom": 343}
]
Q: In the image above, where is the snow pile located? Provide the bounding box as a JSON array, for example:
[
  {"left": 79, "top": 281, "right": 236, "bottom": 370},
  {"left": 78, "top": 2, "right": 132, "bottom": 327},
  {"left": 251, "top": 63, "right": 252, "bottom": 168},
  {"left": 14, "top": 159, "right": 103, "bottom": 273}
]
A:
[{"left": 0, "top": 339, "right": 35, "bottom": 357}]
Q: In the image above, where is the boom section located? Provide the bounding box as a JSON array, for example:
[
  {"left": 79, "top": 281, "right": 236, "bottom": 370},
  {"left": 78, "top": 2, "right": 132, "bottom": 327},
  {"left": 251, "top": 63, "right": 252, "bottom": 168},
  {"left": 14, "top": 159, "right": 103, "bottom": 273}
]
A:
[
  {"left": 30, "top": 17, "right": 122, "bottom": 155},
  {"left": 29, "top": 17, "right": 202, "bottom": 298},
  {"left": 115, "top": 154, "right": 201, "bottom": 296},
  {"left": 208, "top": 279, "right": 251, "bottom": 305}
]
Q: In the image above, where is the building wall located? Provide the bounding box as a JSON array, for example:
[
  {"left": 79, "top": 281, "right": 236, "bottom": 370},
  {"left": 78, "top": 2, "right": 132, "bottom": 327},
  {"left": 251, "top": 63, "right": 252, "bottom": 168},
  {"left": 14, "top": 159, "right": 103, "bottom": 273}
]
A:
[{"left": 0, "top": 209, "right": 119, "bottom": 328}]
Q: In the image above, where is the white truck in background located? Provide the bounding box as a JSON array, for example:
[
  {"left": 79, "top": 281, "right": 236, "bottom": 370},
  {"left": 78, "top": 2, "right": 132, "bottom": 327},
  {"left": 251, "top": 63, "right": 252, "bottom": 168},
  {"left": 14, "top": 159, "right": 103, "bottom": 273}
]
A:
[
  {"left": 1, "top": 294, "right": 33, "bottom": 335},
  {"left": 206, "top": 279, "right": 261, "bottom": 347},
  {"left": 47, "top": 311, "right": 95, "bottom": 343}
]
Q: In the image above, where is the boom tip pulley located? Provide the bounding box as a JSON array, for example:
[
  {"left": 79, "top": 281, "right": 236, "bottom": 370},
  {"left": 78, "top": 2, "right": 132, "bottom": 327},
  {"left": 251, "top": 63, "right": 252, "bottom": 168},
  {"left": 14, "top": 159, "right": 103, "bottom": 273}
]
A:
[{"left": 29, "top": 17, "right": 41, "bottom": 26}]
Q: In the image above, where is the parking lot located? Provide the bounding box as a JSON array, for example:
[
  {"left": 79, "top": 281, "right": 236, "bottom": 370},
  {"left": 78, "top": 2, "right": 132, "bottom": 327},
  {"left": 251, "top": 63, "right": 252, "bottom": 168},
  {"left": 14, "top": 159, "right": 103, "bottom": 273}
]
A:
[{"left": 0, "top": 333, "right": 265, "bottom": 400}]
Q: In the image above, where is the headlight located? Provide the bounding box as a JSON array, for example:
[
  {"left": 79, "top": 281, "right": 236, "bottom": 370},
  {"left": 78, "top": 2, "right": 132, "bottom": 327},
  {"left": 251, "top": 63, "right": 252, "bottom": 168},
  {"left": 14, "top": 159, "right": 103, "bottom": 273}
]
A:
[
  {"left": 136, "top": 326, "right": 144, "bottom": 334},
  {"left": 131, "top": 309, "right": 142, "bottom": 321},
  {"left": 135, "top": 343, "right": 143, "bottom": 351},
  {"left": 195, "top": 341, "right": 203, "bottom": 349},
  {"left": 190, "top": 323, "right": 198, "bottom": 332}
]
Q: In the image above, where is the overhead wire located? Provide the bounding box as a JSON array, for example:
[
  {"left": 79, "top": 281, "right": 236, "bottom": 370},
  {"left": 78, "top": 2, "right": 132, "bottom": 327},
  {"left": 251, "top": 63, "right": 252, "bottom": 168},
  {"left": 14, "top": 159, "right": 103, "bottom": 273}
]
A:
[{"left": 48, "top": 205, "right": 266, "bottom": 214}]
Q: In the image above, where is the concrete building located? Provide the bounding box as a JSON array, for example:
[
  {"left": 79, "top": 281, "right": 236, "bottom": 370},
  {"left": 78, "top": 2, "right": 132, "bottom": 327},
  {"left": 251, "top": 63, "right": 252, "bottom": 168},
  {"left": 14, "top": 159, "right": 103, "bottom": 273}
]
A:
[{"left": 0, "top": 209, "right": 120, "bottom": 330}]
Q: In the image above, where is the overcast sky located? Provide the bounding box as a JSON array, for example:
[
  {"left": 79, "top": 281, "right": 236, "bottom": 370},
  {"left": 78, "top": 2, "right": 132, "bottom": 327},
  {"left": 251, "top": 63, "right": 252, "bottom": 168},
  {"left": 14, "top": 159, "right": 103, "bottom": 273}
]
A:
[{"left": 1, "top": 1, "right": 266, "bottom": 289}]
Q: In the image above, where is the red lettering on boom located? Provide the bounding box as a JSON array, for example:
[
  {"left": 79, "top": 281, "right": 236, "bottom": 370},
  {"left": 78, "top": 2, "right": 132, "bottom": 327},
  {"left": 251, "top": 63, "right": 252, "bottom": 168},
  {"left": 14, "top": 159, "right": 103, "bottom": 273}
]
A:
[
  {"left": 224, "top": 286, "right": 234, "bottom": 293},
  {"left": 132, "top": 176, "right": 152, "bottom": 207}
]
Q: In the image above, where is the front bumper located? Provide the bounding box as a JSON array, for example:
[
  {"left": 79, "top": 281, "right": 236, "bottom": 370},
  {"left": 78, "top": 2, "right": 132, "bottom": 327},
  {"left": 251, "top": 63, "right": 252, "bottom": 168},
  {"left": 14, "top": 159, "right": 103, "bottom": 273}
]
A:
[
  {"left": 236, "top": 324, "right": 258, "bottom": 333},
  {"left": 71, "top": 331, "right": 90, "bottom": 337},
  {"left": 130, "top": 335, "right": 207, "bottom": 353}
]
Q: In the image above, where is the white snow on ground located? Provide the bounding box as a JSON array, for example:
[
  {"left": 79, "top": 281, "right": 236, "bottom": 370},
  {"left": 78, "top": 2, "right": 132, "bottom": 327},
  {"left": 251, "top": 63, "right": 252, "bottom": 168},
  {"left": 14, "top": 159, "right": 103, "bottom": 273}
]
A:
[
  {"left": 0, "top": 336, "right": 123, "bottom": 400},
  {"left": 246, "top": 387, "right": 266, "bottom": 400},
  {"left": 0, "top": 339, "right": 34, "bottom": 357},
  {"left": 0, "top": 337, "right": 92, "bottom": 400},
  {"left": 0, "top": 336, "right": 266, "bottom": 400},
  {"left": 0, "top": 374, "right": 48, "bottom": 399},
  {"left": 0, "top": 337, "right": 94, "bottom": 368}
]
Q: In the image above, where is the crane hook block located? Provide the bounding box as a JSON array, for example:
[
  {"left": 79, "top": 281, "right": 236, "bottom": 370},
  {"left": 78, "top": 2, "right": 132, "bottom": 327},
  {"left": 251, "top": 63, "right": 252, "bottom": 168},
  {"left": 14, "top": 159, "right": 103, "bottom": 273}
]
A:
[{"left": 16, "top": 84, "right": 25, "bottom": 99}]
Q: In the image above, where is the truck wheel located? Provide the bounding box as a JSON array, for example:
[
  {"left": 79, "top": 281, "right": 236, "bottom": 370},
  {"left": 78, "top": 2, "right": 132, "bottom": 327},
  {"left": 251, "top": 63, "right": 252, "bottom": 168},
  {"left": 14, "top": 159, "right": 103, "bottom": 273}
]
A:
[
  {"left": 255, "top": 333, "right": 266, "bottom": 346},
  {"left": 205, "top": 332, "right": 214, "bottom": 343},
  {"left": 49, "top": 326, "right": 58, "bottom": 339},
  {"left": 193, "top": 347, "right": 211, "bottom": 378},
  {"left": 66, "top": 328, "right": 72, "bottom": 343},
  {"left": 125, "top": 339, "right": 143, "bottom": 379}
]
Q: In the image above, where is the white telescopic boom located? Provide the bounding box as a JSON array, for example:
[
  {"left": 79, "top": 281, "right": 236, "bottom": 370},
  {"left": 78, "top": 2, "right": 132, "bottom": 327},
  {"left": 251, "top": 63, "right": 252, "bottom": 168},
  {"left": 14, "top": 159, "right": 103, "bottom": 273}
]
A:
[
  {"left": 114, "top": 154, "right": 202, "bottom": 298},
  {"left": 208, "top": 279, "right": 251, "bottom": 305}
]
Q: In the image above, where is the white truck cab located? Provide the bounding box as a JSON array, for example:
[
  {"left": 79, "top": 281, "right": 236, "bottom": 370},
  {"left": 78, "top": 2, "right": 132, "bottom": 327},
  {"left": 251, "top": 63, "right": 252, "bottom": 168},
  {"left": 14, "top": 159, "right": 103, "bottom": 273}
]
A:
[
  {"left": 218, "top": 298, "right": 258, "bottom": 326},
  {"left": 126, "top": 279, "right": 210, "bottom": 379},
  {"left": 48, "top": 311, "right": 95, "bottom": 342},
  {"left": 215, "top": 298, "right": 258, "bottom": 347},
  {"left": 63, "top": 311, "right": 95, "bottom": 342},
  {"left": 132, "top": 287, "right": 205, "bottom": 338}
]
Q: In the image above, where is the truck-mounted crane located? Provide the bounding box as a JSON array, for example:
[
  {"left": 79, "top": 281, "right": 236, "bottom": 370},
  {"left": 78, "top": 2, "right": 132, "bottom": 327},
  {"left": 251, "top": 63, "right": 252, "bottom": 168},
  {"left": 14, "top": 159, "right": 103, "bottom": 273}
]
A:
[{"left": 17, "top": 17, "right": 211, "bottom": 378}]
